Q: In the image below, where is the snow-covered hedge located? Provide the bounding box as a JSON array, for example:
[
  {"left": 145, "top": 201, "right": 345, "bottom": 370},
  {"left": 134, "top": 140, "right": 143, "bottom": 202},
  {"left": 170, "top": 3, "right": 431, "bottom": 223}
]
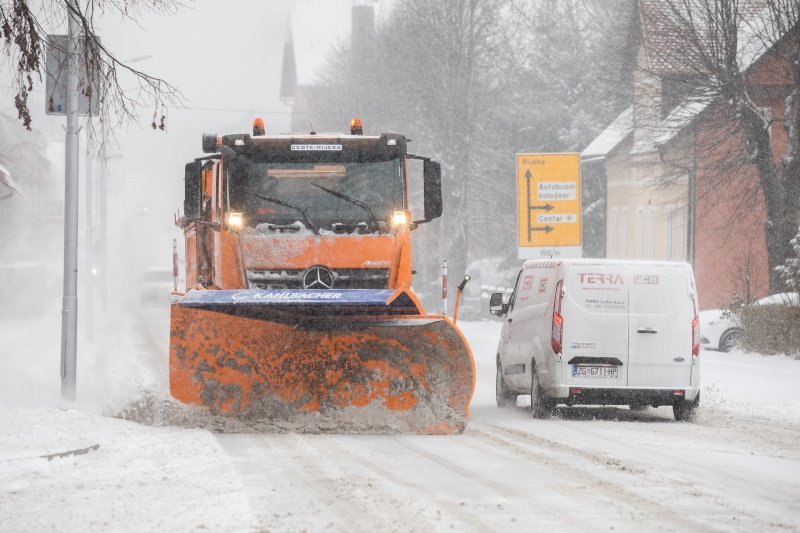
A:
[
  {"left": 776, "top": 226, "right": 800, "bottom": 292},
  {"left": 736, "top": 303, "right": 800, "bottom": 357},
  {"left": 733, "top": 231, "right": 800, "bottom": 357}
]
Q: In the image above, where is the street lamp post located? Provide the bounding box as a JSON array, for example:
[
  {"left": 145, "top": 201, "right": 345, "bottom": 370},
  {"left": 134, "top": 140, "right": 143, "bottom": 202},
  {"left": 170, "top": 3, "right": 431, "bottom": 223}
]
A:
[{"left": 60, "top": 0, "right": 80, "bottom": 401}]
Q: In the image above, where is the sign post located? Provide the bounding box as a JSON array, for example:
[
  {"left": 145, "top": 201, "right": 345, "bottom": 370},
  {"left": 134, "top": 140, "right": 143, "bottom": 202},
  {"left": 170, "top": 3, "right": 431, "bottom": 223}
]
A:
[
  {"left": 58, "top": 3, "right": 81, "bottom": 401},
  {"left": 516, "top": 153, "right": 582, "bottom": 259}
]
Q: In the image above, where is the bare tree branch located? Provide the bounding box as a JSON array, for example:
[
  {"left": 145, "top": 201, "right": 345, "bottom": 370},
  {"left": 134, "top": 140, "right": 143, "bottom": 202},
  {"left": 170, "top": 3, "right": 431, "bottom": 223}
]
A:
[{"left": 0, "top": 0, "right": 185, "bottom": 139}]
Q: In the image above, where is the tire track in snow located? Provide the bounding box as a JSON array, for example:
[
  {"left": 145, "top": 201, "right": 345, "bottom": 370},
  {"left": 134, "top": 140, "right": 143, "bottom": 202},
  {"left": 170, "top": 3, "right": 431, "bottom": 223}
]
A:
[
  {"left": 526, "top": 417, "right": 800, "bottom": 521},
  {"left": 536, "top": 419, "right": 800, "bottom": 530},
  {"left": 218, "top": 433, "right": 436, "bottom": 532},
  {"left": 472, "top": 419, "right": 800, "bottom": 531},
  {"left": 385, "top": 435, "right": 591, "bottom": 531},
  {"left": 466, "top": 421, "right": 721, "bottom": 532},
  {"left": 297, "top": 435, "right": 499, "bottom": 532}
]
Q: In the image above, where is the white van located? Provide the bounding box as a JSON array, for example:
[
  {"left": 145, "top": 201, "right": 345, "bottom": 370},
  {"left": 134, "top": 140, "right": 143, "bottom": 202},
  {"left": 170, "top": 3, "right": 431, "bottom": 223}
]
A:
[{"left": 490, "top": 259, "right": 701, "bottom": 421}]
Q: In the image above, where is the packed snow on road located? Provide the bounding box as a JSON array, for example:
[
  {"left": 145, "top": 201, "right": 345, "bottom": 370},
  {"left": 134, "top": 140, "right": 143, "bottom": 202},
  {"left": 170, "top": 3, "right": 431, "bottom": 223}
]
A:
[{"left": 1, "top": 304, "right": 799, "bottom": 532}]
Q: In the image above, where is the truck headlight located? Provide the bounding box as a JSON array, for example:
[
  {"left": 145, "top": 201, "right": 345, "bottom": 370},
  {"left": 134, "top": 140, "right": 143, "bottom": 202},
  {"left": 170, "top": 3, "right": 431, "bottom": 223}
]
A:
[
  {"left": 392, "top": 210, "right": 409, "bottom": 227},
  {"left": 227, "top": 212, "right": 244, "bottom": 228}
]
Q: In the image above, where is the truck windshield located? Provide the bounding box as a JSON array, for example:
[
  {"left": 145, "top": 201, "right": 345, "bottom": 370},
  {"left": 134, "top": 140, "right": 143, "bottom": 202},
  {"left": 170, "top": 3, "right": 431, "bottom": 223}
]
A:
[{"left": 227, "top": 156, "right": 404, "bottom": 230}]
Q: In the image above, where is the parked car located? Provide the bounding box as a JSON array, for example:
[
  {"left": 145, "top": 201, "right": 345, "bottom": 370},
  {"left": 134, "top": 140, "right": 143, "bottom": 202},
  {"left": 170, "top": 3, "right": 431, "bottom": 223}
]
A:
[
  {"left": 140, "top": 267, "right": 175, "bottom": 305},
  {"left": 699, "top": 308, "right": 741, "bottom": 352},
  {"left": 490, "top": 259, "right": 701, "bottom": 421},
  {"left": 699, "top": 292, "right": 798, "bottom": 352}
]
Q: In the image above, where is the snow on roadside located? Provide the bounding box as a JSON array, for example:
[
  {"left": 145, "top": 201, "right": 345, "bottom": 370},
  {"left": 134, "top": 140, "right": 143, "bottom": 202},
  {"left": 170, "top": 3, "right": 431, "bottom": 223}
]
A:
[
  {"left": 0, "top": 307, "right": 255, "bottom": 531},
  {"left": 698, "top": 349, "right": 800, "bottom": 425},
  {"left": 0, "top": 407, "right": 252, "bottom": 532}
]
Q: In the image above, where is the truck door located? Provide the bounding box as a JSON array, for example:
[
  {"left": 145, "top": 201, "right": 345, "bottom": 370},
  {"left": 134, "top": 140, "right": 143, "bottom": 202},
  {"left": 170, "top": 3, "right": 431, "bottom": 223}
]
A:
[
  {"left": 196, "top": 162, "right": 218, "bottom": 287},
  {"left": 627, "top": 267, "right": 694, "bottom": 388},
  {"left": 562, "top": 266, "right": 629, "bottom": 387}
]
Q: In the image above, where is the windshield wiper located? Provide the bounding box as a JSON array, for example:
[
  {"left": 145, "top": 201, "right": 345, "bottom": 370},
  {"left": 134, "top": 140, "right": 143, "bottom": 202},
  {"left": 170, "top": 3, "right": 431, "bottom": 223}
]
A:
[
  {"left": 254, "top": 194, "right": 319, "bottom": 235},
  {"left": 310, "top": 183, "right": 381, "bottom": 232}
]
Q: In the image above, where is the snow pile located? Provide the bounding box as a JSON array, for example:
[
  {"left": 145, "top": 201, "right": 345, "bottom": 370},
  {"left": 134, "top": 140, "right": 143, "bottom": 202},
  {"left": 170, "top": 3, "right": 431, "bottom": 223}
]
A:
[
  {"left": 0, "top": 407, "right": 252, "bottom": 532},
  {"left": 696, "top": 350, "right": 800, "bottom": 424}
]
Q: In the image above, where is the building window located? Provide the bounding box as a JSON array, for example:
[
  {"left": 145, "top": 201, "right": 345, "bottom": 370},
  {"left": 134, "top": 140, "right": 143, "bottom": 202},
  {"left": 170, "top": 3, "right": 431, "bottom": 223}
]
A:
[
  {"left": 666, "top": 208, "right": 673, "bottom": 259},
  {"left": 621, "top": 208, "right": 629, "bottom": 258},
  {"left": 648, "top": 206, "right": 657, "bottom": 258},
  {"left": 637, "top": 208, "right": 645, "bottom": 258},
  {"left": 610, "top": 208, "right": 619, "bottom": 257},
  {"left": 677, "top": 207, "right": 687, "bottom": 260}
]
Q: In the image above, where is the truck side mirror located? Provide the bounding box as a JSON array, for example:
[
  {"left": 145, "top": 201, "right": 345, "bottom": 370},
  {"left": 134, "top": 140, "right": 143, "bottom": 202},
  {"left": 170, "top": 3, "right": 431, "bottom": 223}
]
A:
[
  {"left": 423, "top": 160, "right": 442, "bottom": 221},
  {"left": 489, "top": 292, "right": 506, "bottom": 316},
  {"left": 184, "top": 162, "right": 202, "bottom": 220}
]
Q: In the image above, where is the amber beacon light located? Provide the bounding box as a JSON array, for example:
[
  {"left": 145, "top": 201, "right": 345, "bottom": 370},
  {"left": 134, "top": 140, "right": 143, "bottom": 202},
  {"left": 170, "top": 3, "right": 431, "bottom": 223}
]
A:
[
  {"left": 350, "top": 117, "right": 363, "bottom": 135},
  {"left": 252, "top": 117, "right": 265, "bottom": 136}
]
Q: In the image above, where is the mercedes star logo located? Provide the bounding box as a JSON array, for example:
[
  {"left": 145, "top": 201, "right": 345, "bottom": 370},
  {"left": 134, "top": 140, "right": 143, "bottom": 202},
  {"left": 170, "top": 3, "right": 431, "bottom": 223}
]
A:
[{"left": 302, "top": 266, "right": 335, "bottom": 289}]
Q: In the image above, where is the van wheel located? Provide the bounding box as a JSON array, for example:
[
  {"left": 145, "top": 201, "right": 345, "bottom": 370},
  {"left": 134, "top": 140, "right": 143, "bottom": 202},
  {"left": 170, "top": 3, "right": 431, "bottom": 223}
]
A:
[
  {"left": 673, "top": 392, "right": 700, "bottom": 421},
  {"left": 530, "top": 366, "right": 554, "bottom": 419},
  {"left": 496, "top": 359, "right": 516, "bottom": 408}
]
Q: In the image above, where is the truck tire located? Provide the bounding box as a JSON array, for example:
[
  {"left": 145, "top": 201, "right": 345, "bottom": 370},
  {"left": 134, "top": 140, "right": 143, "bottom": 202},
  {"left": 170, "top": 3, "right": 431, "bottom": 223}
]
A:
[
  {"left": 496, "top": 359, "right": 516, "bottom": 408},
  {"left": 530, "top": 365, "right": 554, "bottom": 419},
  {"left": 673, "top": 392, "right": 700, "bottom": 421}
]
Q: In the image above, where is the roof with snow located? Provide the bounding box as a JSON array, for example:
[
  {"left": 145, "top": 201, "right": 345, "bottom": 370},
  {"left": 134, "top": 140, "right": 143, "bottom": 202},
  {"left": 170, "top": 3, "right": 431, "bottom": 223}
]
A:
[
  {"left": 584, "top": 1, "right": 796, "bottom": 158},
  {"left": 638, "top": 0, "right": 786, "bottom": 76},
  {"left": 631, "top": 93, "right": 713, "bottom": 154},
  {"left": 581, "top": 107, "right": 633, "bottom": 159}
]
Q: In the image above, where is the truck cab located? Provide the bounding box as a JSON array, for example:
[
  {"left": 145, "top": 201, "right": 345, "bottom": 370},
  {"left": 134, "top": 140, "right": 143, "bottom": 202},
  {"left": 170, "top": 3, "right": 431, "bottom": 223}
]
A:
[{"left": 179, "top": 122, "right": 442, "bottom": 292}]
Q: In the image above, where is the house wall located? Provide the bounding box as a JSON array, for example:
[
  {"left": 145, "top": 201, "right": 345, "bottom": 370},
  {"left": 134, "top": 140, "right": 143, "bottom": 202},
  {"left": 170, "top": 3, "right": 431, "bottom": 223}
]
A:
[
  {"left": 605, "top": 135, "right": 690, "bottom": 263},
  {"left": 692, "top": 38, "right": 795, "bottom": 309},
  {"left": 693, "top": 95, "right": 796, "bottom": 307},
  {"left": 694, "top": 116, "right": 770, "bottom": 308}
]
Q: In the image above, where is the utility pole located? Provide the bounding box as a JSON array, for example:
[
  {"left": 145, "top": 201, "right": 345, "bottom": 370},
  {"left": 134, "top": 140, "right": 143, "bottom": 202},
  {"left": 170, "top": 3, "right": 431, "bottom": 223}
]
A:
[
  {"left": 99, "top": 143, "right": 108, "bottom": 312},
  {"left": 60, "top": 0, "right": 80, "bottom": 401},
  {"left": 85, "top": 125, "right": 94, "bottom": 340}
]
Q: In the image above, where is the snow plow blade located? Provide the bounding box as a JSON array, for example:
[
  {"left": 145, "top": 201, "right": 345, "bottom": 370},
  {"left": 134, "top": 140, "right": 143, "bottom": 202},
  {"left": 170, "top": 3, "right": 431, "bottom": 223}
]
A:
[{"left": 169, "top": 289, "right": 475, "bottom": 434}]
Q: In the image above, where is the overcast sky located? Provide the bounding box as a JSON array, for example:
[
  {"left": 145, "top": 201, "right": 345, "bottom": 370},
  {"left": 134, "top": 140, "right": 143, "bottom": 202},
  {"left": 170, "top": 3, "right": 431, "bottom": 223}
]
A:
[
  {"left": 97, "top": 0, "right": 294, "bottom": 205},
  {"left": 1, "top": 1, "right": 301, "bottom": 212}
]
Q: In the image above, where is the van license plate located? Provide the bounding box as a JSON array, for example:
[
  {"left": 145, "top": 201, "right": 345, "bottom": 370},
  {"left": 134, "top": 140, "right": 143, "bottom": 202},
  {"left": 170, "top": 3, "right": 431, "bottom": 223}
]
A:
[{"left": 572, "top": 366, "right": 618, "bottom": 378}]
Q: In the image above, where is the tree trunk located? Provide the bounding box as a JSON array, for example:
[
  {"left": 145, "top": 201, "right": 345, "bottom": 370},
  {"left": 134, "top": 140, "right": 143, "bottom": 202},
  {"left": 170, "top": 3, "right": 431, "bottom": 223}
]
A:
[{"left": 741, "top": 105, "right": 793, "bottom": 292}]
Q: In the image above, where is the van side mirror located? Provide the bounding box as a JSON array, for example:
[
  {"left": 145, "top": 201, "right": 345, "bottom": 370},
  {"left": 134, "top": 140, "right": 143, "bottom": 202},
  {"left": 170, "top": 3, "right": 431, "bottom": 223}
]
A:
[
  {"left": 489, "top": 292, "right": 506, "bottom": 316},
  {"left": 423, "top": 160, "right": 442, "bottom": 221},
  {"left": 184, "top": 162, "right": 202, "bottom": 220}
]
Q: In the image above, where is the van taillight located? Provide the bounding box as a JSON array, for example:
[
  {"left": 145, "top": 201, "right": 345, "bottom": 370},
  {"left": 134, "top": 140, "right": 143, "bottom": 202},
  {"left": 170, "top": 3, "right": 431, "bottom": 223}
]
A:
[
  {"left": 691, "top": 314, "right": 700, "bottom": 357},
  {"left": 551, "top": 280, "right": 564, "bottom": 354}
]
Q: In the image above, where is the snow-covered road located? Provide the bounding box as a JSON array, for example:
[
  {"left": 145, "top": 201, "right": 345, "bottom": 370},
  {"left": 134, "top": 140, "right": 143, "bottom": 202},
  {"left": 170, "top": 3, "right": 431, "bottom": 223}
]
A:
[{"left": 1, "top": 307, "right": 800, "bottom": 531}]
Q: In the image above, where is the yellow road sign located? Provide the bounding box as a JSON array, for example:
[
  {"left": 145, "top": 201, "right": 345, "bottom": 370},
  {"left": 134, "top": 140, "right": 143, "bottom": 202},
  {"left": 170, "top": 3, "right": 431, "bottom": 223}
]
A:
[{"left": 516, "top": 153, "right": 582, "bottom": 259}]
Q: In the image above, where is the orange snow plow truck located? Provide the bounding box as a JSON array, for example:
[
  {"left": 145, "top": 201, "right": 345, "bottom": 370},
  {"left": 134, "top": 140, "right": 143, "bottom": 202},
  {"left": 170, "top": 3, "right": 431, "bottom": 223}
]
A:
[{"left": 170, "top": 119, "right": 475, "bottom": 433}]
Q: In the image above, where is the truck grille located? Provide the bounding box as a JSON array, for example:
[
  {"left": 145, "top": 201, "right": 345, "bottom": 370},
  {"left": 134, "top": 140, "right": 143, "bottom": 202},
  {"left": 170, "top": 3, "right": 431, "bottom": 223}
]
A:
[{"left": 246, "top": 268, "right": 390, "bottom": 289}]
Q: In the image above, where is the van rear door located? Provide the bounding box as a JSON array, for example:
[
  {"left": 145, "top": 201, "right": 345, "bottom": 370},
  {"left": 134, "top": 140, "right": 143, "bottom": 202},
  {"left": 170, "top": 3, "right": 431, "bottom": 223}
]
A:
[
  {"left": 562, "top": 266, "right": 629, "bottom": 387},
  {"left": 627, "top": 266, "right": 694, "bottom": 388}
]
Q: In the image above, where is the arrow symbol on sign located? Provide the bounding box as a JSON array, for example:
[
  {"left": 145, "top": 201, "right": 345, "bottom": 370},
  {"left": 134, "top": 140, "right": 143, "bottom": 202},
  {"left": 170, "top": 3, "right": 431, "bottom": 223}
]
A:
[
  {"left": 525, "top": 169, "right": 533, "bottom": 179},
  {"left": 529, "top": 203, "right": 554, "bottom": 212},
  {"left": 530, "top": 225, "right": 555, "bottom": 233}
]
